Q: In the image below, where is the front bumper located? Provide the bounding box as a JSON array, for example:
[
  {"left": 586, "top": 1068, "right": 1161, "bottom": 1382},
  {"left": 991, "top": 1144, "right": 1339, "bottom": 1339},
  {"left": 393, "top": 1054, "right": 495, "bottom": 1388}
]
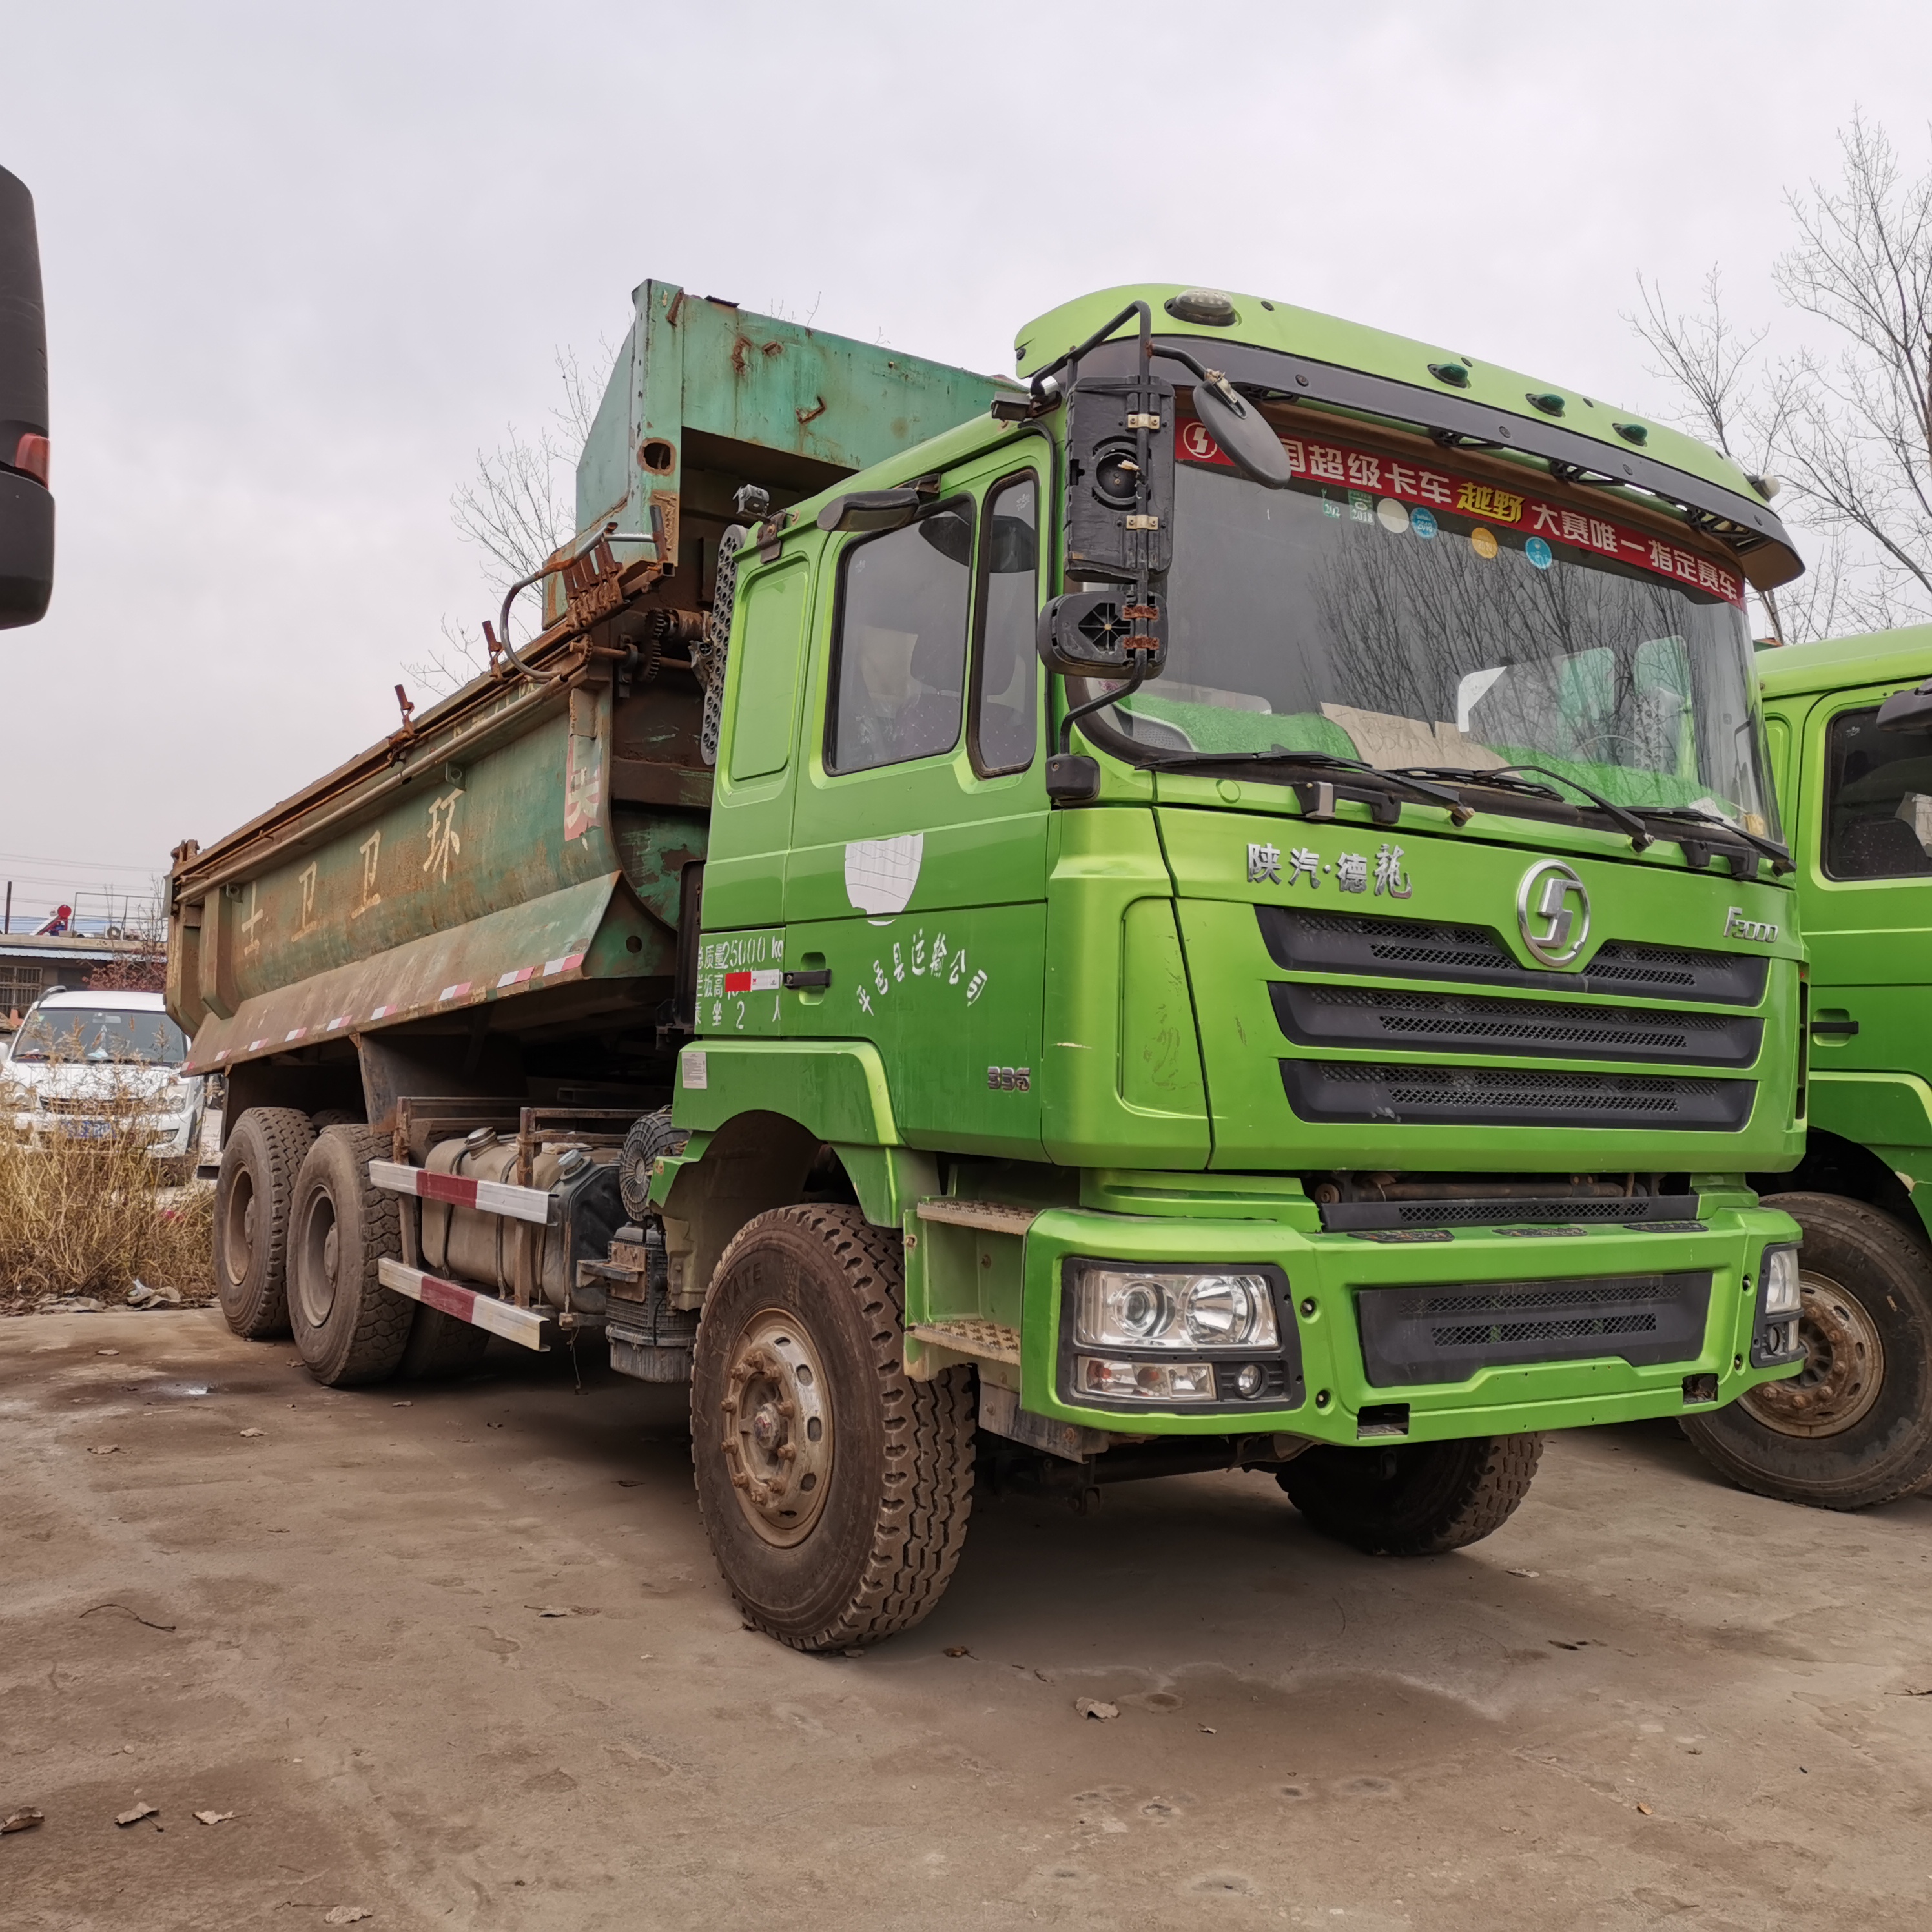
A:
[
  {"left": 9, "top": 1110, "right": 198, "bottom": 1157},
  {"left": 1005, "top": 1200, "right": 1802, "bottom": 1444}
]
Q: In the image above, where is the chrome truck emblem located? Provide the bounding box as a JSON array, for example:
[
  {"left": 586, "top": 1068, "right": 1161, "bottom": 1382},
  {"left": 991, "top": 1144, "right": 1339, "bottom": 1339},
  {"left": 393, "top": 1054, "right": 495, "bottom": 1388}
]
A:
[{"left": 1516, "top": 859, "right": 1590, "bottom": 967}]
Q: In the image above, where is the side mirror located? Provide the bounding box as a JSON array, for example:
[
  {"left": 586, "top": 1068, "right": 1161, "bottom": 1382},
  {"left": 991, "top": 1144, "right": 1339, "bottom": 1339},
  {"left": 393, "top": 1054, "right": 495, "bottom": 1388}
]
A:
[
  {"left": 1878, "top": 679, "right": 1932, "bottom": 733},
  {"left": 1065, "top": 375, "right": 1175, "bottom": 581},
  {"left": 816, "top": 488, "right": 923, "bottom": 535},
  {"left": 1036, "top": 590, "right": 1167, "bottom": 679},
  {"left": 1191, "top": 375, "right": 1295, "bottom": 488},
  {"left": 0, "top": 164, "right": 53, "bottom": 630}
]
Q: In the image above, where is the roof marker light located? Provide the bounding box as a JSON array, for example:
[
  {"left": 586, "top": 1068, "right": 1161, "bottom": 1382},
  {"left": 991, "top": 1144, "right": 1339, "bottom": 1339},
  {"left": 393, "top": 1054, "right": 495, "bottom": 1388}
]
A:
[{"left": 1164, "top": 289, "right": 1238, "bottom": 327}]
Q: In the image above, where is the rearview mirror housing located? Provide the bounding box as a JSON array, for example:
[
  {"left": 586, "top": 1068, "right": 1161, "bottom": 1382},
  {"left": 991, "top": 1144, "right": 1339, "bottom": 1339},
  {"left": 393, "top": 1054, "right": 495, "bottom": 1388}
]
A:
[
  {"left": 1191, "top": 376, "right": 1295, "bottom": 488},
  {"left": 1065, "top": 375, "right": 1175, "bottom": 581},
  {"left": 1036, "top": 590, "right": 1167, "bottom": 679}
]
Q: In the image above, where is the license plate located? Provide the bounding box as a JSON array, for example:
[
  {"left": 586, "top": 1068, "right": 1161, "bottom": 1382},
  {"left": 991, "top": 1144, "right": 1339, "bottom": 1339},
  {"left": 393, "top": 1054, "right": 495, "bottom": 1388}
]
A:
[{"left": 61, "top": 1119, "right": 112, "bottom": 1139}]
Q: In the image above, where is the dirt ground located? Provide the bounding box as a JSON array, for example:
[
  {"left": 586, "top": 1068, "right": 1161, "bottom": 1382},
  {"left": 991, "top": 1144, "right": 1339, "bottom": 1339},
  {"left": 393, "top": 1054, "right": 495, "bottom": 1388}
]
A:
[{"left": 4, "top": 1310, "right": 1931, "bottom": 1932}]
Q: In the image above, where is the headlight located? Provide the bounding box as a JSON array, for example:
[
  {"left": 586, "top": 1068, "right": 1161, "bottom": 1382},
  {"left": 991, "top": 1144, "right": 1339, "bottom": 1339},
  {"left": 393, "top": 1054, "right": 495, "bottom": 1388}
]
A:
[
  {"left": 1072, "top": 1267, "right": 1279, "bottom": 1350},
  {"left": 1762, "top": 1246, "right": 1802, "bottom": 1315}
]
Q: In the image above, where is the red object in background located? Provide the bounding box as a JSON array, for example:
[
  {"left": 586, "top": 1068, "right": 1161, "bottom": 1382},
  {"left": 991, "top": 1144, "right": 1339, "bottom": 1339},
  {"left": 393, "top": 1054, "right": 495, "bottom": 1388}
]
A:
[{"left": 32, "top": 903, "right": 72, "bottom": 936}]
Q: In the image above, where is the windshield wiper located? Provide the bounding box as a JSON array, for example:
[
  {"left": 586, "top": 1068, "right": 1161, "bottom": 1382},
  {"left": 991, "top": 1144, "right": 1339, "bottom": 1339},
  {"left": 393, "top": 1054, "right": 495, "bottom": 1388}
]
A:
[
  {"left": 1388, "top": 766, "right": 1571, "bottom": 805},
  {"left": 1145, "top": 748, "right": 1474, "bottom": 825},
  {"left": 1393, "top": 762, "right": 1654, "bottom": 851},
  {"left": 1635, "top": 805, "right": 1793, "bottom": 876}
]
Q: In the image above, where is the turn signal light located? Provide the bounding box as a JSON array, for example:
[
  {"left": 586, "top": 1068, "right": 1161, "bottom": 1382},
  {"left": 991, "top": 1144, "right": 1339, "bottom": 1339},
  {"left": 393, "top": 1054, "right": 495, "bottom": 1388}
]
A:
[{"left": 12, "top": 433, "right": 49, "bottom": 486}]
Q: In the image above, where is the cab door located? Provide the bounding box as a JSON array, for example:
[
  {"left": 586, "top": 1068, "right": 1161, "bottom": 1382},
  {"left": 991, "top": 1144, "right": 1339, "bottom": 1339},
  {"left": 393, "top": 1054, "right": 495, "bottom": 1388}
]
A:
[
  {"left": 1794, "top": 682, "right": 1932, "bottom": 1089},
  {"left": 784, "top": 447, "right": 1050, "bottom": 1156}
]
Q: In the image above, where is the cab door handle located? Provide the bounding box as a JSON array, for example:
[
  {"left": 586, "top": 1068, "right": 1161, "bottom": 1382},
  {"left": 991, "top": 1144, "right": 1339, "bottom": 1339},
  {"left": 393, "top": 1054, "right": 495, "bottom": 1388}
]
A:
[{"left": 1810, "top": 1018, "right": 1860, "bottom": 1038}]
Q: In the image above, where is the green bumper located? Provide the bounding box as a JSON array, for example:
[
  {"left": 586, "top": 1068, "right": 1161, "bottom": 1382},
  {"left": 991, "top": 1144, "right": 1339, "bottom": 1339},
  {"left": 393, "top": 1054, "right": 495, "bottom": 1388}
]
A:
[{"left": 1005, "top": 1204, "right": 1802, "bottom": 1443}]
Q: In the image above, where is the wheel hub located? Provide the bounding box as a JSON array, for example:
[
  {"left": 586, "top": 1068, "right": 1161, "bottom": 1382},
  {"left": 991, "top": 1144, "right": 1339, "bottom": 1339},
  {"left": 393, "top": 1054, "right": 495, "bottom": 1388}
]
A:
[
  {"left": 1740, "top": 1269, "right": 1885, "bottom": 1439},
  {"left": 296, "top": 1197, "right": 339, "bottom": 1328},
  {"left": 719, "top": 1310, "right": 833, "bottom": 1547},
  {"left": 222, "top": 1177, "right": 258, "bottom": 1290}
]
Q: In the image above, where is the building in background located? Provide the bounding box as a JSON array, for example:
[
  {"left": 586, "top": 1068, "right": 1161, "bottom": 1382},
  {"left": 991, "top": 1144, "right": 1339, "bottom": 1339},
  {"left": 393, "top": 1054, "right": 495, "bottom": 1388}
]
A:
[{"left": 1, "top": 932, "right": 167, "bottom": 1029}]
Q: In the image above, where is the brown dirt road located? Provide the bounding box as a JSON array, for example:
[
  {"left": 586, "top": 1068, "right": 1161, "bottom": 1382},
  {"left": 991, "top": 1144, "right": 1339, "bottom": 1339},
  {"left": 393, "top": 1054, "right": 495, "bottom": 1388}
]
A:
[{"left": 4, "top": 1308, "right": 1931, "bottom": 1931}]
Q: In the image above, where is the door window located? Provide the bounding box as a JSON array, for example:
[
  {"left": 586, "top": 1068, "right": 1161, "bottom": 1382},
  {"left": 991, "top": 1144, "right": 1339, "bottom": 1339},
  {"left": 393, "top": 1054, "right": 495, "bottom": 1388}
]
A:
[
  {"left": 826, "top": 501, "right": 974, "bottom": 774},
  {"left": 971, "top": 473, "right": 1040, "bottom": 774},
  {"left": 1822, "top": 704, "right": 1932, "bottom": 879}
]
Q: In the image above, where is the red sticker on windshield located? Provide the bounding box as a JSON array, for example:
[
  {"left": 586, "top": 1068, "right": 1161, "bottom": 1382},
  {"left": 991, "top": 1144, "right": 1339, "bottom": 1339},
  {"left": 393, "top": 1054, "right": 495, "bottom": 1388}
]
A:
[{"left": 1175, "top": 421, "right": 1743, "bottom": 604}]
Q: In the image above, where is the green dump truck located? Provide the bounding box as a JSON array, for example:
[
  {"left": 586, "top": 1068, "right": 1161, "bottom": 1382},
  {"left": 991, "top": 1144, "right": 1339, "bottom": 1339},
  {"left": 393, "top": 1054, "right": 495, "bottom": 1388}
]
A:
[
  {"left": 1680, "top": 624, "right": 1932, "bottom": 1508},
  {"left": 170, "top": 279, "right": 1813, "bottom": 1650}
]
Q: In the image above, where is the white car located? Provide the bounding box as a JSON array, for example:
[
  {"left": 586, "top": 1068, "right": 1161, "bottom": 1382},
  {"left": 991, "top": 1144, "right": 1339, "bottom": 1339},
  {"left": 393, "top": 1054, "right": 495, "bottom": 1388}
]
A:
[{"left": 2, "top": 988, "right": 205, "bottom": 1173}]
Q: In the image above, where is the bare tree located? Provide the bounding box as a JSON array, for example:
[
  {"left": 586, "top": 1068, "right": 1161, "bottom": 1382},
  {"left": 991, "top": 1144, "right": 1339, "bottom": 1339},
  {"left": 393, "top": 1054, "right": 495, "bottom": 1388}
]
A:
[
  {"left": 1629, "top": 114, "right": 1932, "bottom": 644},
  {"left": 1770, "top": 115, "right": 1932, "bottom": 630},
  {"left": 406, "top": 345, "right": 608, "bottom": 694},
  {"left": 1630, "top": 268, "right": 1804, "bottom": 643}
]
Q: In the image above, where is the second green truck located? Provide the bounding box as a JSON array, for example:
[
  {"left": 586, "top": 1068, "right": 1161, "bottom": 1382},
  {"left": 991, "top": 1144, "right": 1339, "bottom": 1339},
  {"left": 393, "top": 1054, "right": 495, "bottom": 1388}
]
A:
[{"left": 168, "top": 280, "right": 1812, "bottom": 1648}]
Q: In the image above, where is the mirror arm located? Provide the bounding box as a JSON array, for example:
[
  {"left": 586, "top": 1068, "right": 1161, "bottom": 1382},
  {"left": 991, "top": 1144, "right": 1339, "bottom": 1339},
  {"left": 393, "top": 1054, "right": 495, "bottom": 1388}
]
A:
[{"left": 1058, "top": 653, "right": 1153, "bottom": 757}]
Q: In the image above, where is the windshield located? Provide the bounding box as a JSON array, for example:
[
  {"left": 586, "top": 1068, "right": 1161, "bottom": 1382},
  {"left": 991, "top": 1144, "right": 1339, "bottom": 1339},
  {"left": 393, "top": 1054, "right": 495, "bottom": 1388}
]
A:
[
  {"left": 11, "top": 1007, "right": 187, "bottom": 1065},
  {"left": 1089, "top": 425, "right": 1778, "bottom": 838}
]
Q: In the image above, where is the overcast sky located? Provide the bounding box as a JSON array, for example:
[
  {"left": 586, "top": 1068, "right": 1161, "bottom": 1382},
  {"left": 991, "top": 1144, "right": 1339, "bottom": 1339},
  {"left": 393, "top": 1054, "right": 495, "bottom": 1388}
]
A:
[{"left": 3, "top": 0, "right": 1927, "bottom": 926}]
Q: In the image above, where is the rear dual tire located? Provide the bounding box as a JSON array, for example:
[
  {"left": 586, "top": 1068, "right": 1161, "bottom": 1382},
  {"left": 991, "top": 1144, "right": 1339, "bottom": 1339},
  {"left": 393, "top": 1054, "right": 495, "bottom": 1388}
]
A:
[
  {"left": 213, "top": 1107, "right": 314, "bottom": 1339},
  {"left": 288, "top": 1125, "right": 415, "bottom": 1387}
]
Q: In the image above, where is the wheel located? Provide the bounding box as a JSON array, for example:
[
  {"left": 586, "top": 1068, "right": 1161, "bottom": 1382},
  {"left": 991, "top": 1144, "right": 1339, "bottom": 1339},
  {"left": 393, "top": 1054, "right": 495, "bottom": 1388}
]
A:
[
  {"left": 287, "top": 1125, "right": 413, "bottom": 1387},
  {"left": 398, "top": 1304, "right": 491, "bottom": 1380},
  {"left": 309, "top": 1108, "right": 362, "bottom": 1130},
  {"left": 212, "top": 1107, "right": 314, "bottom": 1339},
  {"left": 1681, "top": 1191, "right": 1932, "bottom": 1509},
  {"left": 690, "top": 1205, "right": 975, "bottom": 1651},
  {"left": 1278, "top": 1434, "right": 1543, "bottom": 1555}
]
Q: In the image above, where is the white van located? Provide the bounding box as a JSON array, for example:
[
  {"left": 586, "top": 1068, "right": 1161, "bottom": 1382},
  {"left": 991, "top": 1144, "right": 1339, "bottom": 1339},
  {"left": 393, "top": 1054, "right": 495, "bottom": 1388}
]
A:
[{"left": 1, "top": 988, "right": 204, "bottom": 1174}]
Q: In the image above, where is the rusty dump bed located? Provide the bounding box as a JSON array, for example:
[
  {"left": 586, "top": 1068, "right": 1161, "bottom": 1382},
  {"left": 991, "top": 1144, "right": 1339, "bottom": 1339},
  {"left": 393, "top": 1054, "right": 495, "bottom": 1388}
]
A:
[{"left": 167, "top": 282, "right": 1003, "bottom": 1113}]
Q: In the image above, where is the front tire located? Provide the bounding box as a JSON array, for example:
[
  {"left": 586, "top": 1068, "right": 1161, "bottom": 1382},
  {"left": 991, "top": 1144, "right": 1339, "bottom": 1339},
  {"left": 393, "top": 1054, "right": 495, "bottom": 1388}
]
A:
[
  {"left": 1681, "top": 1191, "right": 1932, "bottom": 1510},
  {"left": 212, "top": 1107, "right": 314, "bottom": 1339},
  {"left": 288, "top": 1126, "right": 413, "bottom": 1387},
  {"left": 690, "top": 1206, "right": 974, "bottom": 1651},
  {"left": 1279, "top": 1434, "right": 1543, "bottom": 1555}
]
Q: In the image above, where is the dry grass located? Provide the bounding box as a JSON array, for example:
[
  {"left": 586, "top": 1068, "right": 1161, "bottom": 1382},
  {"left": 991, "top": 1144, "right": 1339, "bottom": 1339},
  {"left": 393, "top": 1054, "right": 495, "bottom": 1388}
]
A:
[{"left": 0, "top": 1072, "right": 214, "bottom": 1311}]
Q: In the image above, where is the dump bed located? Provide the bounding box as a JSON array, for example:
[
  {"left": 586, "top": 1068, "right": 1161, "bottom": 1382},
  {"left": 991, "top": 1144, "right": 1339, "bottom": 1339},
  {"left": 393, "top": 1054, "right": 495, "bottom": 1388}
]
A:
[{"left": 166, "top": 284, "right": 1004, "bottom": 1100}]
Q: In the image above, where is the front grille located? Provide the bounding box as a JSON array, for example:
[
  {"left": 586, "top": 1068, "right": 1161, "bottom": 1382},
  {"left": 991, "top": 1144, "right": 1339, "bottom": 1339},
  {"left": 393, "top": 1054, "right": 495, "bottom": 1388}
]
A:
[
  {"left": 1321, "top": 1194, "right": 1701, "bottom": 1231},
  {"left": 1271, "top": 982, "right": 1761, "bottom": 1068},
  {"left": 1281, "top": 1059, "right": 1754, "bottom": 1131},
  {"left": 1357, "top": 1270, "right": 1714, "bottom": 1385},
  {"left": 1257, "top": 907, "right": 1768, "bottom": 1006}
]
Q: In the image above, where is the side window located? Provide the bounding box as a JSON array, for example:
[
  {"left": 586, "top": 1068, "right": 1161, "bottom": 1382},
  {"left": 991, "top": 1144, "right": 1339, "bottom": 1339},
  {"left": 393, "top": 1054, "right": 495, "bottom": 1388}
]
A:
[
  {"left": 1823, "top": 705, "right": 1932, "bottom": 879},
  {"left": 827, "top": 500, "right": 973, "bottom": 774},
  {"left": 726, "top": 560, "right": 808, "bottom": 781},
  {"left": 971, "top": 473, "right": 1040, "bottom": 774}
]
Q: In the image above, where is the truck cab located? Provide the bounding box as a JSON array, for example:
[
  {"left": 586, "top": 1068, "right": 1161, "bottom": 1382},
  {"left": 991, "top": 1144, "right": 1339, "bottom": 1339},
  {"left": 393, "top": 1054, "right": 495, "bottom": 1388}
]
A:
[
  {"left": 1683, "top": 625, "right": 1932, "bottom": 1506},
  {"left": 655, "top": 285, "right": 1812, "bottom": 1640}
]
